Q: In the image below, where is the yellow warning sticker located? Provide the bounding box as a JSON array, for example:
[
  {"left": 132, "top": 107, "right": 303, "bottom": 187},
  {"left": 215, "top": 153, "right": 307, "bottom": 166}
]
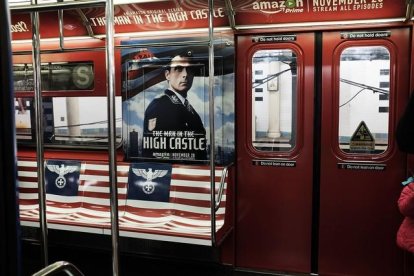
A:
[{"left": 349, "top": 121, "right": 375, "bottom": 152}]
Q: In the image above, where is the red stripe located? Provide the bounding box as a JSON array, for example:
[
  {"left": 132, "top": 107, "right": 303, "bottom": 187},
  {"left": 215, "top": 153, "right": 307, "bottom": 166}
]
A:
[
  {"left": 19, "top": 199, "right": 38, "bottom": 205},
  {"left": 18, "top": 176, "right": 37, "bottom": 182},
  {"left": 81, "top": 202, "right": 110, "bottom": 210},
  {"left": 17, "top": 166, "right": 37, "bottom": 172},
  {"left": 19, "top": 187, "right": 38, "bottom": 193}
]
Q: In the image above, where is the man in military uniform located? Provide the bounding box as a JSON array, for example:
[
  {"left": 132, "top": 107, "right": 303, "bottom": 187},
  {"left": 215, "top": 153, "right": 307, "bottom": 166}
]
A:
[{"left": 142, "top": 52, "right": 207, "bottom": 161}]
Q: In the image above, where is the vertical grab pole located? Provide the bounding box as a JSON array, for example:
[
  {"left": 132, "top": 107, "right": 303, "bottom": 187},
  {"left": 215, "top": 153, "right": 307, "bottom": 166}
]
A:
[
  {"left": 31, "top": 0, "right": 49, "bottom": 267},
  {"left": 208, "top": 0, "right": 216, "bottom": 246},
  {"left": 105, "top": 0, "right": 120, "bottom": 275},
  {"left": 58, "top": 1, "right": 64, "bottom": 51},
  {"left": 0, "top": 1, "right": 21, "bottom": 275}
]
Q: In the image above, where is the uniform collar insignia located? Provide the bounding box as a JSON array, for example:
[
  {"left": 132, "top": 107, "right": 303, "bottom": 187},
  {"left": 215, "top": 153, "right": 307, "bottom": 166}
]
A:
[
  {"left": 171, "top": 95, "right": 180, "bottom": 104},
  {"left": 165, "top": 90, "right": 181, "bottom": 104}
]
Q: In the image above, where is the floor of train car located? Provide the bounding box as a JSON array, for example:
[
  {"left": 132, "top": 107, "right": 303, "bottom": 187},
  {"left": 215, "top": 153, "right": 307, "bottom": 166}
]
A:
[
  {"left": 21, "top": 229, "right": 304, "bottom": 276},
  {"left": 22, "top": 241, "right": 232, "bottom": 276},
  {"left": 21, "top": 228, "right": 236, "bottom": 276}
]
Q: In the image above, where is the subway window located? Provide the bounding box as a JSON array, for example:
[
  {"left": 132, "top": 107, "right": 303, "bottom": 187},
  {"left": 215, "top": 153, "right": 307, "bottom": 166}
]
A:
[
  {"left": 15, "top": 96, "right": 122, "bottom": 147},
  {"left": 13, "top": 62, "right": 94, "bottom": 91},
  {"left": 14, "top": 61, "right": 122, "bottom": 147},
  {"left": 251, "top": 49, "right": 297, "bottom": 152},
  {"left": 338, "top": 46, "right": 390, "bottom": 154}
]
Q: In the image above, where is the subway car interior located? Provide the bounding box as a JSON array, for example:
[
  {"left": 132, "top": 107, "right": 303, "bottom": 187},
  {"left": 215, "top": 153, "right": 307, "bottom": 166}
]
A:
[{"left": 1, "top": 0, "right": 414, "bottom": 275}]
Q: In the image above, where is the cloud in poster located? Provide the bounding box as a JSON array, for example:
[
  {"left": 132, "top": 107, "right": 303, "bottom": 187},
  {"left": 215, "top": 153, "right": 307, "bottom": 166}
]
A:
[{"left": 215, "top": 121, "right": 235, "bottom": 144}]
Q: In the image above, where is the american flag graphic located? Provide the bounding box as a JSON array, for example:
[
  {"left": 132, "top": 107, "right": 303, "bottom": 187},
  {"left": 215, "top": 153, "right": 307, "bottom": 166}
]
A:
[{"left": 18, "top": 159, "right": 231, "bottom": 245}]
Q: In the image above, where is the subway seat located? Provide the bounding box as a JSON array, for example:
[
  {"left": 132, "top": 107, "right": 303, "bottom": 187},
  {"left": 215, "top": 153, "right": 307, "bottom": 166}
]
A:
[{"left": 17, "top": 159, "right": 233, "bottom": 246}]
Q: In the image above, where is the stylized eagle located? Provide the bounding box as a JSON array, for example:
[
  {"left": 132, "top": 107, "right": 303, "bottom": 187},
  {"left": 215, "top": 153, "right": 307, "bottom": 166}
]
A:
[
  {"left": 132, "top": 168, "right": 168, "bottom": 182},
  {"left": 46, "top": 164, "right": 78, "bottom": 176}
]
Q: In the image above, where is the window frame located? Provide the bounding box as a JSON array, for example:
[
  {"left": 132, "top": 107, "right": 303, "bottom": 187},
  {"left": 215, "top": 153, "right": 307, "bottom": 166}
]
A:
[
  {"left": 332, "top": 40, "right": 397, "bottom": 161},
  {"left": 246, "top": 43, "right": 305, "bottom": 159}
]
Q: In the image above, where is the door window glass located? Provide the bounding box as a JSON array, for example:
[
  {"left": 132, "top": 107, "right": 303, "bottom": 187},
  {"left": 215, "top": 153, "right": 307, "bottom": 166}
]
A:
[
  {"left": 338, "top": 46, "right": 390, "bottom": 154},
  {"left": 251, "top": 49, "right": 297, "bottom": 152}
]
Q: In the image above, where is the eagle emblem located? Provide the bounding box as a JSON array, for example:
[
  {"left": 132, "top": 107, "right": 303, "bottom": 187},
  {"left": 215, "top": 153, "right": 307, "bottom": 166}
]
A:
[
  {"left": 46, "top": 164, "right": 78, "bottom": 189},
  {"left": 132, "top": 168, "right": 168, "bottom": 194}
]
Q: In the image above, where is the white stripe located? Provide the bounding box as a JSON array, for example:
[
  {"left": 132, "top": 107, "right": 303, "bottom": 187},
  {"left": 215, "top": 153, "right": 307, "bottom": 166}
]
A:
[
  {"left": 126, "top": 200, "right": 172, "bottom": 209},
  {"left": 46, "top": 206, "right": 81, "bottom": 213},
  {"left": 18, "top": 181, "right": 38, "bottom": 188},
  {"left": 18, "top": 171, "right": 37, "bottom": 177},
  {"left": 47, "top": 194, "right": 81, "bottom": 203},
  {"left": 119, "top": 220, "right": 171, "bottom": 228},
  {"left": 122, "top": 212, "right": 172, "bottom": 223},
  {"left": 172, "top": 167, "right": 223, "bottom": 177},
  {"left": 18, "top": 160, "right": 37, "bottom": 167},
  {"left": 76, "top": 207, "right": 112, "bottom": 217},
  {"left": 80, "top": 175, "right": 128, "bottom": 183},
  {"left": 79, "top": 186, "right": 127, "bottom": 196},
  {"left": 164, "top": 224, "right": 211, "bottom": 234},
  {"left": 83, "top": 164, "right": 129, "bottom": 172},
  {"left": 173, "top": 192, "right": 227, "bottom": 201},
  {"left": 170, "top": 203, "right": 225, "bottom": 215},
  {"left": 81, "top": 174, "right": 110, "bottom": 182},
  {"left": 80, "top": 185, "right": 109, "bottom": 193},
  {"left": 170, "top": 215, "right": 224, "bottom": 227},
  {"left": 171, "top": 179, "right": 226, "bottom": 188},
  {"left": 19, "top": 204, "right": 38, "bottom": 210},
  {"left": 82, "top": 197, "right": 110, "bottom": 205},
  {"left": 125, "top": 200, "right": 226, "bottom": 215},
  {"left": 71, "top": 213, "right": 112, "bottom": 223},
  {"left": 19, "top": 193, "right": 38, "bottom": 200}
]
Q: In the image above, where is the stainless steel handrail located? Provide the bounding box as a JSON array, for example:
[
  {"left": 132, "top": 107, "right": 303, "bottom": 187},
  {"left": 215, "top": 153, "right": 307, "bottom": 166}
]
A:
[
  {"left": 75, "top": 8, "right": 97, "bottom": 38},
  {"left": 10, "top": 0, "right": 105, "bottom": 12},
  {"left": 214, "top": 163, "right": 232, "bottom": 212},
  {"left": 406, "top": 0, "right": 414, "bottom": 22},
  {"left": 31, "top": 0, "right": 48, "bottom": 267},
  {"left": 11, "top": 40, "right": 218, "bottom": 55},
  {"left": 224, "top": 0, "right": 236, "bottom": 30},
  {"left": 105, "top": 0, "right": 120, "bottom": 275},
  {"left": 58, "top": 3, "right": 64, "bottom": 50},
  {"left": 32, "top": 261, "right": 84, "bottom": 276},
  {"left": 207, "top": 0, "right": 216, "bottom": 247}
]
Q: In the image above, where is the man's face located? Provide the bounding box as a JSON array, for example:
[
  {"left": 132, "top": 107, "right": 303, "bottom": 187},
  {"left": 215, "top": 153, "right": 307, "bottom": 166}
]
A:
[{"left": 165, "top": 56, "right": 195, "bottom": 95}]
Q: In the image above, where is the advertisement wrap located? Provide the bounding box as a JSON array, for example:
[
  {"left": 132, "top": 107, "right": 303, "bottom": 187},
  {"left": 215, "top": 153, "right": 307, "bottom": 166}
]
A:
[{"left": 10, "top": 0, "right": 406, "bottom": 40}]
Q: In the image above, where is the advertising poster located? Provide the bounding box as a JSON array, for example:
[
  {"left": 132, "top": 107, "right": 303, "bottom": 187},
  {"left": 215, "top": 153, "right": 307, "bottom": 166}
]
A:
[{"left": 122, "top": 35, "right": 235, "bottom": 164}]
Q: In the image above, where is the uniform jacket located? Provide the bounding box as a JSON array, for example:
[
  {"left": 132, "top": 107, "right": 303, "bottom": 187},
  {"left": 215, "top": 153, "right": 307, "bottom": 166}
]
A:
[
  {"left": 144, "top": 89, "right": 206, "bottom": 133},
  {"left": 142, "top": 89, "right": 207, "bottom": 160},
  {"left": 397, "top": 183, "right": 414, "bottom": 253}
]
